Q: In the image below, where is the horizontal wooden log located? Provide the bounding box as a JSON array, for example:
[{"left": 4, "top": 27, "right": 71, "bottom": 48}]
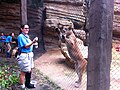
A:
[{"left": 44, "top": 0, "right": 83, "bottom": 6}]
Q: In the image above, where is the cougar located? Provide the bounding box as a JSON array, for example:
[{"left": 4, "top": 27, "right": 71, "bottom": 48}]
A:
[{"left": 64, "top": 29, "right": 87, "bottom": 88}]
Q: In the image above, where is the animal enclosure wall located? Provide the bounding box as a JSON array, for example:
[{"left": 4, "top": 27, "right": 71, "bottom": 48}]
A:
[
  {"left": 0, "top": 0, "right": 44, "bottom": 41},
  {"left": 43, "top": 0, "right": 120, "bottom": 90}
]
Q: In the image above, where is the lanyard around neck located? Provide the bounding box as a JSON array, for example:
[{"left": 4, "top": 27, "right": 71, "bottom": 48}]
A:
[{"left": 22, "top": 33, "right": 29, "bottom": 38}]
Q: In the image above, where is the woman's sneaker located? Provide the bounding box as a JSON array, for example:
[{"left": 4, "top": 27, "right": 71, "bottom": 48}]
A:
[
  {"left": 25, "top": 83, "right": 35, "bottom": 88},
  {"left": 20, "top": 85, "right": 26, "bottom": 90}
]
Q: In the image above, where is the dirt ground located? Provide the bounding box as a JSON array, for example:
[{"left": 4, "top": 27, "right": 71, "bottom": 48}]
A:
[
  {"left": 34, "top": 49, "right": 87, "bottom": 90},
  {"left": 34, "top": 40, "right": 120, "bottom": 90},
  {"left": 0, "top": 49, "right": 61, "bottom": 90},
  {"left": 0, "top": 39, "right": 120, "bottom": 90},
  {"left": 110, "top": 40, "right": 120, "bottom": 90}
]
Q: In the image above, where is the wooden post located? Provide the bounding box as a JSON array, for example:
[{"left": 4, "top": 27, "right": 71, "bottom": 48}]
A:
[
  {"left": 87, "top": 0, "right": 114, "bottom": 90},
  {"left": 20, "top": 0, "right": 27, "bottom": 25}
]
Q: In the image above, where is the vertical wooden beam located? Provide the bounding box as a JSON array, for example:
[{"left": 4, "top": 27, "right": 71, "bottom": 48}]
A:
[
  {"left": 20, "top": 0, "right": 27, "bottom": 25},
  {"left": 87, "top": 0, "right": 114, "bottom": 90}
]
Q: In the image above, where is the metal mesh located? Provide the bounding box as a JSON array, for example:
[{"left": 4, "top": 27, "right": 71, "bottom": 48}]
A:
[{"left": 44, "top": 0, "right": 119, "bottom": 90}]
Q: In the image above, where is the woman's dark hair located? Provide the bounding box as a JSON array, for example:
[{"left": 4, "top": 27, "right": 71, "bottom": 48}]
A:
[
  {"left": 19, "top": 29, "right": 22, "bottom": 34},
  {"left": 9, "top": 32, "right": 13, "bottom": 36},
  {"left": 19, "top": 24, "right": 29, "bottom": 34},
  {"left": 21, "top": 24, "right": 26, "bottom": 29}
]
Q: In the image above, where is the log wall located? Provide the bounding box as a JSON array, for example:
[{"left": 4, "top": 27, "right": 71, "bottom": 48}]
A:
[
  {"left": 44, "top": 0, "right": 85, "bottom": 29},
  {"left": 0, "top": 2, "right": 20, "bottom": 36},
  {"left": 44, "top": 0, "right": 120, "bottom": 37},
  {"left": 113, "top": 0, "right": 120, "bottom": 38},
  {"left": 0, "top": 2, "right": 43, "bottom": 40},
  {"left": 0, "top": 0, "right": 120, "bottom": 38}
]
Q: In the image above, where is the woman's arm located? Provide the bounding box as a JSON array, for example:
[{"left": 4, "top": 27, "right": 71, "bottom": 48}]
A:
[
  {"left": 24, "top": 41, "right": 35, "bottom": 48},
  {"left": 24, "top": 37, "right": 38, "bottom": 48}
]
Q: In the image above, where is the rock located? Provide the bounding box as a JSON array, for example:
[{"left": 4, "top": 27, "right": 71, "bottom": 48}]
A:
[{"left": 39, "top": 84, "right": 54, "bottom": 90}]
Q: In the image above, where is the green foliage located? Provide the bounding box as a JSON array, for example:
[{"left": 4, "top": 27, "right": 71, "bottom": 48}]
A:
[{"left": 0, "top": 64, "right": 19, "bottom": 89}]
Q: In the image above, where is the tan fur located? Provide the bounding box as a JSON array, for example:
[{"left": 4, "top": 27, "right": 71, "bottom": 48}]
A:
[
  {"left": 11, "top": 47, "right": 18, "bottom": 57},
  {"left": 65, "top": 30, "right": 87, "bottom": 87}
]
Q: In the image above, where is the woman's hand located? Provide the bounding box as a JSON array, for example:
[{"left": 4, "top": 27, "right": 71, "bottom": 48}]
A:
[{"left": 32, "top": 37, "right": 38, "bottom": 43}]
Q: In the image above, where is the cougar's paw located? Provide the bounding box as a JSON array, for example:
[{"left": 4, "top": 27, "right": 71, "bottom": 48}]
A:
[
  {"left": 75, "top": 79, "right": 81, "bottom": 83},
  {"left": 74, "top": 81, "right": 81, "bottom": 88}
]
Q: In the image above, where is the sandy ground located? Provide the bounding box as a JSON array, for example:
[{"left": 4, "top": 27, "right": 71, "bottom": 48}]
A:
[
  {"left": 35, "top": 49, "right": 86, "bottom": 90},
  {"left": 2, "top": 39, "right": 117, "bottom": 90},
  {"left": 1, "top": 40, "right": 119, "bottom": 90},
  {"left": 110, "top": 42, "right": 120, "bottom": 90},
  {"left": 34, "top": 41, "right": 120, "bottom": 90}
]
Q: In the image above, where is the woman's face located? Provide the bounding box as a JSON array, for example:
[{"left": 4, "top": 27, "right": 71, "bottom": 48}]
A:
[
  {"left": 21, "top": 25, "right": 29, "bottom": 34},
  {"left": 1, "top": 33, "right": 3, "bottom": 36},
  {"left": 12, "top": 33, "right": 14, "bottom": 37}
]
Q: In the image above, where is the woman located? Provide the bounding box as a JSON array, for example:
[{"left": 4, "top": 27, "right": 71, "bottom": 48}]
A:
[
  {"left": 17, "top": 24, "right": 38, "bottom": 89},
  {"left": 0, "top": 32, "right": 6, "bottom": 53},
  {"left": 5, "top": 32, "right": 14, "bottom": 58}
]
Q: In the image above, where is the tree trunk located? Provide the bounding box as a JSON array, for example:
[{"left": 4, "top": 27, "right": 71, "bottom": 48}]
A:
[
  {"left": 20, "top": 0, "right": 27, "bottom": 25},
  {"left": 87, "top": 0, "right": 114, "bottom": 90}
]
